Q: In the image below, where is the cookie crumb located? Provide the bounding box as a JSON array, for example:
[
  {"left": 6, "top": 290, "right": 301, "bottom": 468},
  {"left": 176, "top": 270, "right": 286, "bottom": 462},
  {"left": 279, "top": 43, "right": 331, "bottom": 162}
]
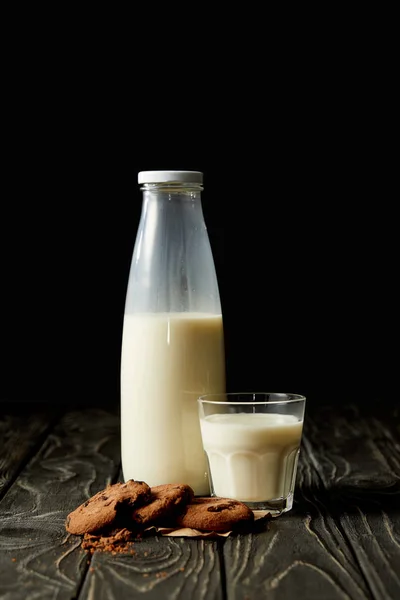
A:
[{"left": 82, "top": 528, "right": 136, "bottom": 554}]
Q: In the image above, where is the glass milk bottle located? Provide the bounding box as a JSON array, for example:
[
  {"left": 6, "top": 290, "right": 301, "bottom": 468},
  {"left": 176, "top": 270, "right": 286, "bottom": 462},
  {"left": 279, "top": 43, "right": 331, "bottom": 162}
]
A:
[{"left": 121, "top": 170, "right": 225, "bottom": 495}]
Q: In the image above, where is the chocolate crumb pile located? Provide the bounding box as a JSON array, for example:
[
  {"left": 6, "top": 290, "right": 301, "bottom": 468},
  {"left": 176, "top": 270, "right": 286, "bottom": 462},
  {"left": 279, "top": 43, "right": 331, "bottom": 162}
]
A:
[
  {"left": 66, "top": 479, "right": 256, "bottom": 553},
  {"left": 82, "top": 528, "right": 137, "bottom": 554}
]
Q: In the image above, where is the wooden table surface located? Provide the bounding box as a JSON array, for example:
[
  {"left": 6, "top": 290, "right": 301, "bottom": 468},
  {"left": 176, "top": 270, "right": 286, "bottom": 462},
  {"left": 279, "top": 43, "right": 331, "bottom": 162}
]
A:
[{"left": 0, "top": 401, "right": 399, "bottom": 600}]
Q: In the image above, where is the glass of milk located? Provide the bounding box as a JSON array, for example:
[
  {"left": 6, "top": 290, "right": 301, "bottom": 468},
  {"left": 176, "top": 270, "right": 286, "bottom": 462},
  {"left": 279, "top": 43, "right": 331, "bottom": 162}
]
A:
[{"left": 198, "top": 393, "right": 306, "bottom": 513}]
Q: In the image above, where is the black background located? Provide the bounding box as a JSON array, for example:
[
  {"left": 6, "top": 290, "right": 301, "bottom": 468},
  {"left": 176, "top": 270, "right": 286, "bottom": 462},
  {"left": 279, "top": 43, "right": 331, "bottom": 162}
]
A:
[{"left": 1, "top": 39, "right": 397, "bottom": 412}]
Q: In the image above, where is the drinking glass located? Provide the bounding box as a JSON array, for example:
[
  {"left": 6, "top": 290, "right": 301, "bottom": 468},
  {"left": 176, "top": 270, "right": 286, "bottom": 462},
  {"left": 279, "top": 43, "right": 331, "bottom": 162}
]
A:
[{"left": 198, "top": 393, "right": 306, "bottom": 513}]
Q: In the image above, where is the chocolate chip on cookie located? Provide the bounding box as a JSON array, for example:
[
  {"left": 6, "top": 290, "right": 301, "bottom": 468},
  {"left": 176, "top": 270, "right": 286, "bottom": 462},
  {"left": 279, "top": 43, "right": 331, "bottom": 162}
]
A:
[
  {"left": 175, "top": 497, "right": 254, "bottom": 532},
  {"left": 130, "top": 483, "right": 194, "bottom": 529},
  {"left": 66, "top": 480, "right": 151, "bottom": 535}
]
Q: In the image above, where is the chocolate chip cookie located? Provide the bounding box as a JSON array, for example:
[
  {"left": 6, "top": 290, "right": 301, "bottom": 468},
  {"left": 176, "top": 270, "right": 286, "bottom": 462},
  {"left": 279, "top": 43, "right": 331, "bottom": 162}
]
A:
[
  {"left": 175, "top": 497, "right": 254, "bottom": 532},
  {"left": 130, "top": 483, "right": 194, "bottom": 529},
  {"left": 66, "top": 480, "right": 151, "bottom": 535}
]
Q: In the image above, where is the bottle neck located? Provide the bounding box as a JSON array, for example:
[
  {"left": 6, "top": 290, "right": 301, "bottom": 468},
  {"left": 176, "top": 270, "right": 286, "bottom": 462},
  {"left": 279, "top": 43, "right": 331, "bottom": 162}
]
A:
[
  {"left": 140, "top": 182, "right": 205, "bottom": 232},
  {"left": 140, "top": 182, "right": 203, "bottom": 200}
]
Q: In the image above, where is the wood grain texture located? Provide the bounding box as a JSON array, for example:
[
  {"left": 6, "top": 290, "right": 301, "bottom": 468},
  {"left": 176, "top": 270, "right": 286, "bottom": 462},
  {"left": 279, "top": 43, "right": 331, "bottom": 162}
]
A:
[
  {"left": 304, "top": 405, "right": 400, "bottom": 600},
  {"left": 0, "top": 403, "right": 398, "bottom": 600},
  {"left": 0, "top": 408, "right": 120, "bottom": 600},
  {"left": 0, "top": 404, "right": 58, "bottom": 499},
  {"left": 223, "top": 447, "right": 372, "bottom": 600},
  {"left": 79, "top": 536, "right": 223, "bottom": 600}
]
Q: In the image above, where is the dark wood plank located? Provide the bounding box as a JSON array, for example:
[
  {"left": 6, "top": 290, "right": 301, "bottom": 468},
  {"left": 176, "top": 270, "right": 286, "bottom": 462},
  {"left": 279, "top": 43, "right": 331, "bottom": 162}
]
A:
[
  {"left": 223, "top": 447, "right": 372, "bottom": 600},
  {"left": 0, "top": 403, "right": 58, "bottom": 499},
  {"left": 79, "top": 536, "right": 223, "bottom": 600},
  {"left": 0, "top": 407, "right": 120, "bottom": 600},
  {"left": 304, "top": 405, "right": 400, "bottom": 600}
]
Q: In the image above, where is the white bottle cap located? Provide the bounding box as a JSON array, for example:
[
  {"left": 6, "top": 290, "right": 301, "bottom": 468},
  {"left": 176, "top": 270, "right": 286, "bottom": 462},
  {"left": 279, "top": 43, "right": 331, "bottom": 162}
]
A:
[{"left": 138, "top": 170, "right": 203, "bottom": 184}]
